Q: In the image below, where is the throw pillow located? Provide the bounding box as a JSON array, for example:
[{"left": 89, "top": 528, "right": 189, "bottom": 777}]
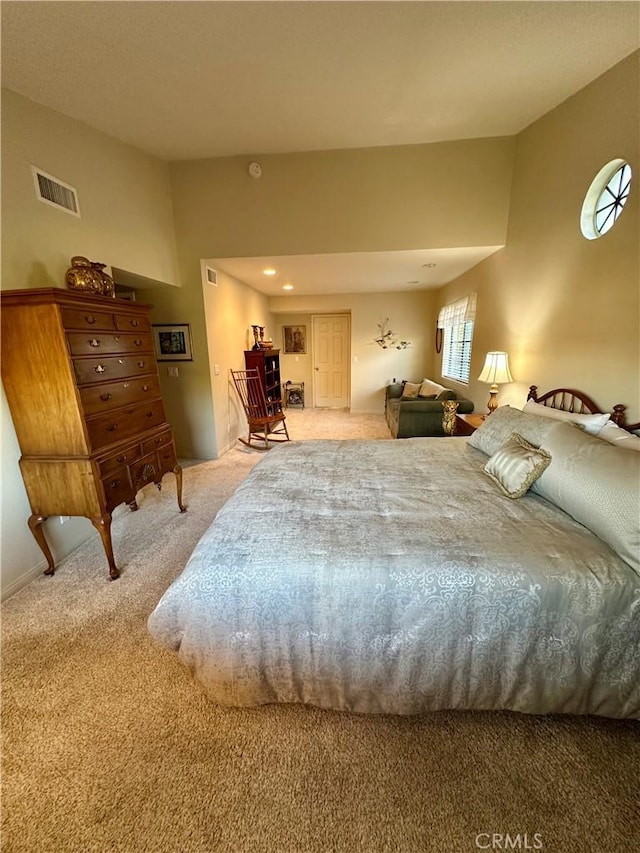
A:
[
  {"left": 402, "top": 382, "right": 421, "bottom": 398},
  {"left": 484, "top": 433, "right": 552, "bottom": 499},
  {"left": 533, "top": 421, "right": 640, "bottom": 572},
  {"left": 597, "top": 420, "right": 640, "bottom": 451},
  {"left": 468, "top": 405, "right": 556, "bottom": 457},
  {"left": 419, "top": 379, "right": 447, "bottom": 398},
  {"left": 436, "top": 389, "right": 456, "bottom": 401},
  {"left": 523, "top": 399, "right": 611, "bottom": 435}
]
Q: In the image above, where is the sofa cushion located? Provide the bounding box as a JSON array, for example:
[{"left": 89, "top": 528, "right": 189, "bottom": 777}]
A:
[
  {"left": 402, "top": 381, "right": 422, "bottom": 398},
  {"left": 436, "top": 389, "right": 456, "bottom": 401},
  {"left": 419, "top": 379, "right": 447, "bottom": 398}
]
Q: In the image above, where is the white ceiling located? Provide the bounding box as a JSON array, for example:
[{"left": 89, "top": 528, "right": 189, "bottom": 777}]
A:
[
  {"left": 2, "top": 1, "right": 638, "bottom": 295},
  {"left": 211, "top": 246, "right": 503, "bottom": 296}
]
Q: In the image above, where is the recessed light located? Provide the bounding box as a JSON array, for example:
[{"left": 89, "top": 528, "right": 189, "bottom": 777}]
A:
[
  {"left": 422, "top": 263, "right": 437, "bottom": 268},
  {"left": 263, "top": 268, "right": 277, "bottom": 276},
  {"left": 282, "top": 284, "right": 294, "bottom": 291}
]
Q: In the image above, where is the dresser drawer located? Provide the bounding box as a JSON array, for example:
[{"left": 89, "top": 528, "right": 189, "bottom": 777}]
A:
[
  {"left": 73, "top": 354, "right": 156, "bottom": 385},
  {"left": 157, "top": 443, "right": 177, "bottom": 472},
  {"left": 114, "top": 313, "right": 150, "bottom": 333},
  {"left": 100, "top": 468, "right": 134, "bottom": 513},
  {"left": 97, "top": 443, "right": 142, "bottom": 476},
  {"left": 61, "top": 307, "right": 116, "bottom": 331},
  {"left": 141, "top": 429, "right": 173, "bottom": 456},
  {"left": 130, "top": 452, "right": 160, "bottom": 490},
  {"left": 86, "top": 400, "right": 167, "bottom": 450},
  {"left": 67, "top": 331, "right": 153, "bottom": 357},
  {"left": 80, "top": 376, "right": 161, "bottom": 416}
]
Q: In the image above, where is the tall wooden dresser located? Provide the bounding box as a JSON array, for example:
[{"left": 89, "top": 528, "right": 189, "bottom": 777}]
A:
[
  {"left": 244, "top": 349, "right": 282, "bottom": 411},
  {"left": 0, "top": 288, "right": 185, "bottom": 580}
]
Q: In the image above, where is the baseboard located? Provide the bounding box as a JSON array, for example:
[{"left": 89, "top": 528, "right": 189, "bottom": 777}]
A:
[{"left": 1, "top": 559, "right": 49, "bottom": 602}]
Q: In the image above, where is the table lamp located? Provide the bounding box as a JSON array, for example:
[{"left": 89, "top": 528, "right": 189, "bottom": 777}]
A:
[{"left": 478, "top": 351, "right": 513, "bottom": 415}]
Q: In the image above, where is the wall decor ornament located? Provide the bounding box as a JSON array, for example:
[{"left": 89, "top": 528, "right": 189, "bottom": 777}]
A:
[
  {"left": 65, "top": 256, "right": 115, "bottom": 297},
  {"left": 373, "top": 318, "right": 411, "bottom": 350}
]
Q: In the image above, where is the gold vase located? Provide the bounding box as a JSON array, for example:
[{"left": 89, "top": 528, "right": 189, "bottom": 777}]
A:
[
  {"left": 65, "top": 256, "right": 103, "bottom": 295},
  {"left": 90, "top": 262, "right": 115, "bottom": 297}
]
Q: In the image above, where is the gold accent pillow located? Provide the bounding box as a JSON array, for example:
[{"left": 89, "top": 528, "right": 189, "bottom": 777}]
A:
[{"left": 484, "top": 433, "right": 552, "bottom": 499}]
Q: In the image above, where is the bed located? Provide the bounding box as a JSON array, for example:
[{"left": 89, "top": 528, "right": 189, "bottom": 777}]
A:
[{"left": 148, "top": 388, "right": 640, "bottom": 719}]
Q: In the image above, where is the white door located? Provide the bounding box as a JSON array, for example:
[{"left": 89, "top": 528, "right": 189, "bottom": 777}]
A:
[{"left": 312, "top": 314, "right": 350, "bottom": 408}]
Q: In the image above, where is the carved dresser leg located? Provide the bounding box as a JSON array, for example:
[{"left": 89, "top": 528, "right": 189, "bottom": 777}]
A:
[
  {"left": 28, "top": 515, "right": 56, "bottom": 576},
  {"left": 90, "top": 514, "right": 120, "bottom": 580},
  {"left": 173, "top": 464, "right": 187, "bottom": 512}
]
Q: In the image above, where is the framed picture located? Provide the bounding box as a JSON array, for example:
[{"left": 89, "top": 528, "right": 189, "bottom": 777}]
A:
[
  {"left": 152, "top": 324, "right": 194, "bottom": 361},
  {"left": 282, "top": 324, "right": 307, "bottom": 354}
]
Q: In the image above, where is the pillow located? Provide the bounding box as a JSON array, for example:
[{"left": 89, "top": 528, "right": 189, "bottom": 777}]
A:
[
  {"left": 468, "top": 405, "right": 556, "bottom": 457},
  {"left": 402, "top": 381, "right": 421, "bottom": 398},
  {"left": 597, "top": 420, "right": 640, "bottom": 451},
  {"left": 436, "top": 389, "right": 456, "bottom": 401},
  {"left": 533, "top": 421, "right": 640, "bottom": 572},
  {"left": 484, "top": 433, "right": 552, "bottom": 499},
  {"left": 419, "top": 379, "right": 447, "bottom": 398},
  {"left": 523, "top": 399, "right": 611, "bottom": 435}
]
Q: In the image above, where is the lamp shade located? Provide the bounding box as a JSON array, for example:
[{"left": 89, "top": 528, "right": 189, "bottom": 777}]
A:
[{"left": 478, "top": 351, "right": 513, "bottom": 385}]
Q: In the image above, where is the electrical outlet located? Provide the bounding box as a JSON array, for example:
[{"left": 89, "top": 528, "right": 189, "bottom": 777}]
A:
[
  {"left": 214, "top": 364, "right": 220, "bottom": 375},
  {"left": 167, "top": 366, "right": 179, "bottom": 378},
  {"left": 59, "top": 515, "right": 70, "bottom": 525}
]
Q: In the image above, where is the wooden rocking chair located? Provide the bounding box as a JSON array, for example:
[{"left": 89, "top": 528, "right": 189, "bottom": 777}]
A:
[{"left": 230, "top": 368, "right": 290, "bottom": 450}]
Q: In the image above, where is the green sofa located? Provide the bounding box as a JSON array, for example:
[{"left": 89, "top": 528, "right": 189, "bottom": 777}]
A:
[{"left": 385, "top": 380, "right": 474, "bottom": 438}]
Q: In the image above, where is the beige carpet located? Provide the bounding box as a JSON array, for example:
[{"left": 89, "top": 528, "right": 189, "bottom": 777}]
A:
[{"left": 1, "top": 409, "right": 638, "bottom": 853}]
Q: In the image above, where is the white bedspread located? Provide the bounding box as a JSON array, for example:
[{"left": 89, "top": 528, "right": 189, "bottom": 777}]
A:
[{"left": 148, "top": 439, "right": 640, "bottom": 718}]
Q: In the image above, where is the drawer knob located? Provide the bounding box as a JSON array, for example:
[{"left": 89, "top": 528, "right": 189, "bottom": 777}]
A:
[
  {"left": 137, "top": 361, "right": 145, "bottom": 368},
  {"left": 130, "top": 320, "right": 140, "bottom": 327},
  {"left": 89, "top": 338, "right": 100, "bottom": 347},
  {"left": 110, "top": 479, "right": 120, "bottom": 488},
  {"left": 146, "top": 410, "right": 153, "bottom": 418},
  {"left": 116, "top": 454, "right": 127, "bottom": 463},
  {"left": 114, "top": 335, "right": 121, "bottom": 342},
  {"left": 100, "top": 393, "right": 112, "bottom": 401},
  {"left": 134, "top": 339, "right": 142, "bottom": 347},
  {"left": 106, "top": 424, "right": 118, "bottom": 432},
  {"left": 86, "top": 315, "right": 97, "bottom": 325},
  {"left": 123, "top": 382, "right": 130, "bottom": 388},
  {"left": 142, "top": 384, "right": 150, "bottom": 392},
  {"left": 154, "top": 437, "right": 161, "bottom": 444},
  {"left": 94, "top": 364, "right": 106, "bottom": 374}
]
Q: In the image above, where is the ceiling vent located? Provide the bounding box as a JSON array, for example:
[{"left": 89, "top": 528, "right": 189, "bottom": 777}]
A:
[
  {"left": 32, "top": 166, "right": 80, "bottom": 217},
  {"left": 205, "top": 266, "right": 218, "bottom": 286}
]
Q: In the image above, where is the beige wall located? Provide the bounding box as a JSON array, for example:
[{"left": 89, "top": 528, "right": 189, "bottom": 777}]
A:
[
  {"left": 270, "top": 292, "right": 437, "bottom": 412},
  {"left": 167, "top": 137, "right": 514, "bottom": 442},
  {"left": 1, "top": 90, "right": 181, "bottom": 597},
  {"left": 170, "top": 137, "right": 515, "bottom": 259},
  {"left": 435, "top": 52, "right": 640, "bottom": 421}
]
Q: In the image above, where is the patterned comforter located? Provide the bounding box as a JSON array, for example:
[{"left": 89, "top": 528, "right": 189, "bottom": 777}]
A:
[{"left": 148, "top": 439, "right": 640, "bottom": 718}]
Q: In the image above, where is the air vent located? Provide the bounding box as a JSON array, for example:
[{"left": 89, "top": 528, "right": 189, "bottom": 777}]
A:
[
  {"left": 32, "top": 167, "right": 80, "bottom": 217},
  {"left": 205, "top": 266, "right": 218, "bottom": 286}
]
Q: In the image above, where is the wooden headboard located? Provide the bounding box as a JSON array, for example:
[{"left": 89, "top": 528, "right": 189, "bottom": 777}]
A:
[{"left": 527, "top": 386, "right": 639, "bottom": 432}]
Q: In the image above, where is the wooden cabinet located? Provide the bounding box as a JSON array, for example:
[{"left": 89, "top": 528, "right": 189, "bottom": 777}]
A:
[
  {"left": 244, "top": 349, "right": 283, "bottom": 409},
  {"left": 0, "top": 288, "right": 186, "bottom": 580}
]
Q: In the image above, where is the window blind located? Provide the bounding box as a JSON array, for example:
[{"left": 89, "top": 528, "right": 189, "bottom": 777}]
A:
[
  {"left": 437, "top": 293, "right": 477, "bottom": 329},
  {"left": 439, "top": 294, "right": 476, "bottom": 384}
]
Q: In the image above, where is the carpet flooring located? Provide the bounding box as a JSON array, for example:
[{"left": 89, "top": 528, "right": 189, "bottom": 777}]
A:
[{"left": 1, "top": 409, "right": 638, "bottom": 853}]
